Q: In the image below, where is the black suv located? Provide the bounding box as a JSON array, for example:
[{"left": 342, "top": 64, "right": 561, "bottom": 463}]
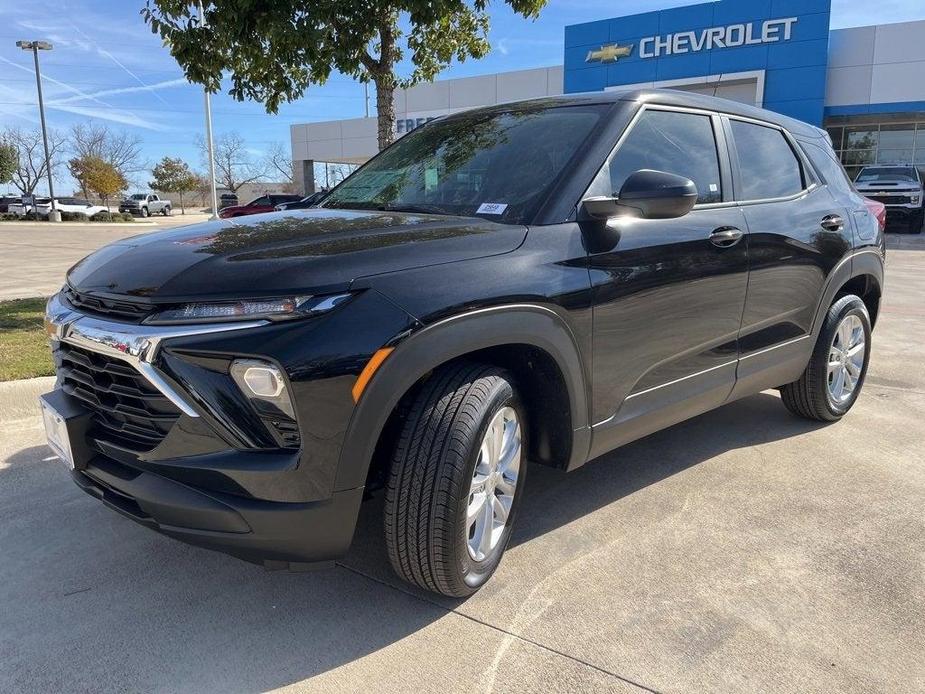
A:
[{"left": 42, "top": 90, "right": 884, "bottom": 597}]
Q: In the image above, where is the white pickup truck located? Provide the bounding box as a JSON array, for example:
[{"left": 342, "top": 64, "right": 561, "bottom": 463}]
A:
[
  {"left": 854, "top": 165, "right": 924, "bottom": 233},
  {"left": 118, "top": 193, "right": 172, "bottom": 217}
]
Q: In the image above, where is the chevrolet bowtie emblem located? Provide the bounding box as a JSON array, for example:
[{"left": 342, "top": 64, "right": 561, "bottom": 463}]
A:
[{"left": 585, "top": 43, "right": 633, "bottom": 63}]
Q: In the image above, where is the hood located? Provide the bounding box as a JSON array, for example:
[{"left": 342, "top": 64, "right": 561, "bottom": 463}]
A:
[
  {"left": 66, "top": 208, "right": 527, "bottom": 302},
  {"left": 855, "top": 179, "right": 921, "bottom": 192}
]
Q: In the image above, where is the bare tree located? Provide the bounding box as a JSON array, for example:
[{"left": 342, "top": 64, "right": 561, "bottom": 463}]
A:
[
  {"left": 317, "top": 161, "right": 358, "bottom": 189},
  {"left": 195, "top": 132, "right": 266, "bottom": 194},
  {"left": 264, "top": 142, "right": 294, "bottom": 187},
  {"left": 1, "top": 126, "right": 67, "bottom": 196},
  {"left": 69, "top": 123, "right": 146, "bottom": 194}
]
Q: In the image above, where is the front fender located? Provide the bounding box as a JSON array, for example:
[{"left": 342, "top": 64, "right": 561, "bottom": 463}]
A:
[{"left": 334, "top": 304, "right": 592, "bottom": 491}]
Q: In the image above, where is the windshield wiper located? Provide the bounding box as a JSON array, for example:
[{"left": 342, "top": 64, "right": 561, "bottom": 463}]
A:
[{"left": 378, "top": 203, "right": 450, "bottom": 215}]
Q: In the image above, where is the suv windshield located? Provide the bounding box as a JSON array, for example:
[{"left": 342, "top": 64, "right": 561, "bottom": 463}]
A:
[
  {"left": 322, "top": 103, "right": 609, "bottom": 224},
  {"left": 856, "top": 167, "right": 919, "bottom": 183},
  {"left": 131, "top": 194, "right": 147, "bottom": 200}
]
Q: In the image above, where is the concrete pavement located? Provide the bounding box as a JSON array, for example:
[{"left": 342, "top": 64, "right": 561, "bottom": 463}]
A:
[
  {"left": 0, "top": 234, "right": 923, "bottom": 693},
  {"left": 0, "top": 214, "right": 211, "bottom": 300}
]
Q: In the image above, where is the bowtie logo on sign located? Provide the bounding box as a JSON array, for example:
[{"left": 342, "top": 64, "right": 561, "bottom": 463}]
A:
[
  {"left": 585, "top": 43, "right": 633, "bottom": 63},
  {"left": 585, "top": 17, "right": 798, "bottom": 64}
]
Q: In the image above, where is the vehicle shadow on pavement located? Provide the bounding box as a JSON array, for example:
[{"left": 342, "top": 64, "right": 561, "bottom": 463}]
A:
[
  {"left": 0, "top": 449, "right": 446, "bottom": 692},
  {"left": 341, "top": 391, "right": 828, "bottom": 598},
  {"left": 0, "top": 392, "right": 826, "bottom": 692}
]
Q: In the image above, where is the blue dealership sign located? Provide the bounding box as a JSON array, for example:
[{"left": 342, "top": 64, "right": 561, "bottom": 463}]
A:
[{"left": 563, "top": 0, "right": 832, "bottom": 125}]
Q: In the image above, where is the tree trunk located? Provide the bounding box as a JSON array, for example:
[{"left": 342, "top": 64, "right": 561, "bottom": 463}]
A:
[
  {"left": 179, "top": 192, "right": 185, "bottom": 214},
  {"left": 374, "top": 76, "right": 395, "bottom": 151}
]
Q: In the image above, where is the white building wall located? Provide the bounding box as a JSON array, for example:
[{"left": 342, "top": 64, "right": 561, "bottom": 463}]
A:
[{"left": 826, "top": 20, "right": 925, "bottom": 108}]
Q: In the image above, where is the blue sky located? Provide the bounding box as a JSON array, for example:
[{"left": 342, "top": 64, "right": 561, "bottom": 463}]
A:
[{"left": 2, "top": 0, "right": 923, "bottom": 195}]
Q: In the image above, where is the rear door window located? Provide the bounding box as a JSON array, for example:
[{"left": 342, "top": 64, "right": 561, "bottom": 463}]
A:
[
  {"left": 730, "top": 120, "right": 805, "bottom": 200},
  {"left": 604, "top": 109, "right": 723, "bottom": 204}
]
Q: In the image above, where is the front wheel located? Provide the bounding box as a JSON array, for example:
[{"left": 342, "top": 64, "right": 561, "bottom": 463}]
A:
[
  {"left": 140, "top": 206, "right": 149, "bottom": 218},
  {"left": 384, "top": 362, "right": 526, "bottom": 597},
  {"left": 780, "top": 294, "right": 871, "bottom": 421}
]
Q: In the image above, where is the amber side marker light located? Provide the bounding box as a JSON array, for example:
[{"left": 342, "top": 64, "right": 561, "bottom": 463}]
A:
[{"left": 352, "top": 347, "right": 395, "bottom": 403}]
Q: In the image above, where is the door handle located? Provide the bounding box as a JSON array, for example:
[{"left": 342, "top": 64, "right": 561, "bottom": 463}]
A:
[
  {"left": 821, "top": 214, "right": 845, "bottom": 232},
  {"left": 710, "top": 226, "right": 744, "bottom": 248}
]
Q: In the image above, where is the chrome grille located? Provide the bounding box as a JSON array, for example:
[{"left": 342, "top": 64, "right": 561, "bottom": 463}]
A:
[{"left": 867, "top": 195, "right": 913, "bottom": 205}]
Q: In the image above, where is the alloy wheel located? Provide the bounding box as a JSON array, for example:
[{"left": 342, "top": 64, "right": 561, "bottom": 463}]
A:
[
  {"left": 466, "top": 406, "right": 521, "bottom": 561},
  {"left": 828, "top": 314, "right": 866, "bottom": 404}
]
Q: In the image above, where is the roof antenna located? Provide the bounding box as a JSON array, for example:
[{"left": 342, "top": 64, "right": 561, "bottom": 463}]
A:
[{"left": 712, "top": 73, "right": 725, "bottom": 98}]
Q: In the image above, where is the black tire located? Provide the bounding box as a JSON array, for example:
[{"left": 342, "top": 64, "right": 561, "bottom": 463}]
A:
[
  {"left": 780, "top": 294, "right": 871, "bottom": 421},
  {"left": 140, "top": 206, "right": 149, "bottom": 218},
  {"left": 384, "top": 362, "right": 526, "bottom": 597},
  {"left": 163, "top": 206, "right": 171, "bottom": 216}
]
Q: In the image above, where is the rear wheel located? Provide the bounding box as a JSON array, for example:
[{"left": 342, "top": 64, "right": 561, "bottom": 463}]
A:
[
  {"left": 780, "top": 295, "right": 871, "bottom": 421},
  {"left": 384, "top": 362, "right": 526, "bottom": 597},
  {"left": 163, "top": 206, "right": 171, "bottom": 216}
]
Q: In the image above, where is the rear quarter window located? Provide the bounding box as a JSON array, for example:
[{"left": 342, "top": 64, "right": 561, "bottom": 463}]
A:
[
  {"left": 799, "top": 140, "right": 856, "bottom": 191},
  {"left": 730, "top": 120, "right": 805, "bottom": 200}
]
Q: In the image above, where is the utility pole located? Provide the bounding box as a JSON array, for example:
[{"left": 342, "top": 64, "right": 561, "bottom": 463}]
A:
[
  {"left": 16, "top": 40, "right": 59, "bottom": 222},
  {"left": 364, "top": 82, "right": 370, "bottom": 118},
  {"left": 198, "top": 2, "right": 220, "bottom": 220}
]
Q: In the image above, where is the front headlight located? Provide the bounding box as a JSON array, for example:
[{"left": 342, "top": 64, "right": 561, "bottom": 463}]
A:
[{"left": 143, "top": 293, "right": 352, "bottom": 325}]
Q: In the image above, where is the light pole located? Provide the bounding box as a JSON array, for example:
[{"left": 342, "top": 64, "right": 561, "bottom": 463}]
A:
[
  {"left": 197, "top": 2, "right": 220, "bottom": 220},
  {"left": 16, "top": 40, "right": 59, "bottom": 222}
]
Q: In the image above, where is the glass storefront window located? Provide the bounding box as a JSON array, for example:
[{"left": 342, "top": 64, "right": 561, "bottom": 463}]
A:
[
  {"left": 877, "top": 148, "right": 914, "bottom": 164},
  {"left": 879, "top": 123, "right": 916, "bottom": 150},
  {"left": 845, "top": 127, "right": 879, "bottom": 150},
  {"left": 826, "top": 127, "right": 843, "bottom": 150},
  {"left": 843, "top": 150, "right": 876, "bottom": 166}
]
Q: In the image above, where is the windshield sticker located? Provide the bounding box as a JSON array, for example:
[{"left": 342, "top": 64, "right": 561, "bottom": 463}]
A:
[{"left": 476, "top": 202, "right": 508, "bottom": 215}]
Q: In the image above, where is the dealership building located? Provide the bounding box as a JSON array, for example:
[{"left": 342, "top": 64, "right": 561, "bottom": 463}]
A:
[{"left": 291, "top": 0, "right": 925, "bottom": 191}]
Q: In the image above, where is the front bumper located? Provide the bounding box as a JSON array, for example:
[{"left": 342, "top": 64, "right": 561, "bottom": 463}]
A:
[
  {"left": 883, "top": 206, "right": 923, "bottom": 220},
  {"left": 72, "top": 452, "right": 363, "bottom": 568},
  {"left": 42, "top": 288, "right": 419, "bottom": 566}
]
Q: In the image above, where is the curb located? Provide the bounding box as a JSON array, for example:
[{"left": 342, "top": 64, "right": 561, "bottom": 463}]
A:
[
  {"left": 0, "top": 377, "right": 56, "bottom": 423},
  {"left": 0, "top": 222, "right": 155, "bottom": 228}
]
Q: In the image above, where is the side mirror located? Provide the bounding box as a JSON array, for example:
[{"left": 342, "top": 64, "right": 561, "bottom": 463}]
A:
[{"left": 581, "top": 169, "right": 699, "bottom": 221}]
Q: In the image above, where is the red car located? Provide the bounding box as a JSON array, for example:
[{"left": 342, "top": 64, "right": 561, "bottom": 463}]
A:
[
  {"left": 218, "top": 194, "right": 303, "bottom": 218},
  {"left": 863, "top": 197, "right": 887, "bottom": 233}
]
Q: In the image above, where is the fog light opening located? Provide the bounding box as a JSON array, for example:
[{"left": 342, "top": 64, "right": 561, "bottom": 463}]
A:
[
  {"left": 242, "top": 366, "right": 284, "bottom": 398},
  {"left": 230, "top": 359, "right": 296, "bottom": 420}
]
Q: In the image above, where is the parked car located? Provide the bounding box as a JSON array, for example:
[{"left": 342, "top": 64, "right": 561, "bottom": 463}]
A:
[
  {"left": 35, "top": 198, "right": 108, "bottom": 218},
  {"left": 41, "top": 90, "right": 884, "bottom": 597},
  {"left": 119, "top": 193, "right": 172, "bottom": 217},
  {"left": 853, "top": 165, "right": 924, "bottom": 232},
  {"left": 219, "top": 194, "right": 303, "bottom": 218},
  {"left": 0, "top": 196, "right": 20, "bottom": 213},
  {"left": 7, "top": 197, "right": 50, "bottom": 216},
  {"left": 219, "top": 192, "right": 239, "bottom": 209},
  {"left": 273, "top": 190, "right": 328, "bottom": 211}
]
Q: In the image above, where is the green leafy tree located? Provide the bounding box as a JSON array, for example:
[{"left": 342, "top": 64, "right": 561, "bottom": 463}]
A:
[
  {"left": 150, "top": 156, "right": 198, "bottom": 213},
  {"left": 0, "top": 139, "right": 16, "bottom": 187},
  {"left": 142, "top": 0, "right": 548, "bottom": 151},
  {"left": 70, "top": 156, "right": 127, "bottom": 208}
]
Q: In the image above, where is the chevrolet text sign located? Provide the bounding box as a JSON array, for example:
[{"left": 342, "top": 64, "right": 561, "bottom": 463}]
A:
[{"left": 639, "top": 17, "right": 798, "bottom": 58}]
